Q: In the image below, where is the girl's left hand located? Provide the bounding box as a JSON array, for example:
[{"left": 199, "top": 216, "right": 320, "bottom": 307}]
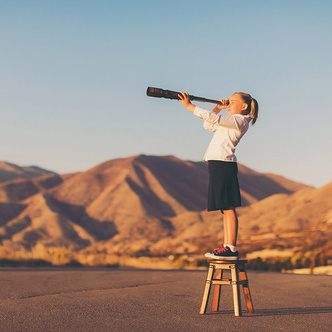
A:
[{"left": 178, "top": 92, "right": 192, "bottom": 108}]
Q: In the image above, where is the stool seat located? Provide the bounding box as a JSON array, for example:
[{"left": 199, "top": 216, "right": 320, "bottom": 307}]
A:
[{"left": 199, "top": 259, "right": 254, "bottom": 317}]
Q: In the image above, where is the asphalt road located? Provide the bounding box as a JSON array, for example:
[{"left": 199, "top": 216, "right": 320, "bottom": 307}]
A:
[{"left": 0, "top": 267, "right": 331, "bottom": 331}]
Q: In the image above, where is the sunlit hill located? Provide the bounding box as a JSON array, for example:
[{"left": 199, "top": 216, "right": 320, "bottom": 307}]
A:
[{"left": 0, "top": 155, "right": 331, "bottom": 273}]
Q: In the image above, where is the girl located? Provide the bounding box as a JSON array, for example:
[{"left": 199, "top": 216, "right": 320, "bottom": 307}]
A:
[{"left": 178, "top": 91, "right": 258, "bottom": 260}]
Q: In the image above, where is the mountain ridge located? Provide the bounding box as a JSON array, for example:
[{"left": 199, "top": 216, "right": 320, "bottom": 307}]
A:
[
  {"left": 0, "top": 161, "right": 56, "bottom": 183},
  {"left": 1, "top": 155, "right": 327, "bottom": 261}
]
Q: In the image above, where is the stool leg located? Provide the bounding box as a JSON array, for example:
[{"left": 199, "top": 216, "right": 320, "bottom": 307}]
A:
[
  {"left": 231, "top": 265, "right": 242, "bottom": 317},
  {"left": 212, "top": 269, "right": 223, "bottom": 312},
  {"left": 199, "top": 264, "right": 214, "bottom": 314},
  {"left": 239, "top": 266, "right": 254, "bottom": 313}
]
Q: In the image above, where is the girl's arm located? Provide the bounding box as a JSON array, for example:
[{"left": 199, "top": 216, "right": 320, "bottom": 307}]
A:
[
  {"left": 178, "top": 92, "right": 235, "bottom": 131},
  {"left": 177, "top": 92, "right": 217, "bottom": 131},
  {"left": 178, "top": 92, "right": 228, "bottom": 113},
  {"left": 203, "top": 121, "right": 218, "bottom": 132},
  {"left": 211, "top": 103, "right": 223, "bottom": 114},
  {"left": 195, "top": 107, "right": 245, "bottom": 131},
  {"left": 177, "top": 92, "right": 196, "bottom": 113}
]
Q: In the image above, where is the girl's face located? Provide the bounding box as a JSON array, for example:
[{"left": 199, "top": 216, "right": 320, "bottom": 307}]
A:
[{"left": 227, "top": 94, "right": 248, "bottom": 116}]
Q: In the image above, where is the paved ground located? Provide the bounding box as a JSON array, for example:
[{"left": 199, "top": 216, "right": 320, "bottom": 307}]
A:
[{"left": 0, "top": 267, "right": 331, "bottom": 331}]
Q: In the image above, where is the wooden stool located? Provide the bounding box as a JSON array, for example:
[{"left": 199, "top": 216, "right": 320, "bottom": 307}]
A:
[{"left": 199, "top": 259, "right": 254, "bottom": 317}]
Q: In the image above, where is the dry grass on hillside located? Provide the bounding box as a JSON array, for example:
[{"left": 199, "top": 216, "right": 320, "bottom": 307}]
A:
[{"left": 0, "top": 245, "right": 209, "bottom": 270}]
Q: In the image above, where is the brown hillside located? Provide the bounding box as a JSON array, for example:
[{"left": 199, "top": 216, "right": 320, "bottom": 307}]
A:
[
  {"left": 1, "top": 193, "right": 95, "bottom": 249},
  {"left": 237, "top": 164, "right": 311, "bottom": 202},
  {"left": 238, "top": 182, "right": 332, "bottom": 234},
  {"left": 0, "top": 155, "right": 313, "bottom": 253},
  {"left": 0, "top": 161, "right": 56, "bottom": 183},
  {"left": 0, "top": 174, "right": 64, "bottom": 203},
  {"left": 101, "top": 182, "right": 332, "bottom": 257},
  {"left": 51, "top": 155, "right": 208, "bottom": 218}
]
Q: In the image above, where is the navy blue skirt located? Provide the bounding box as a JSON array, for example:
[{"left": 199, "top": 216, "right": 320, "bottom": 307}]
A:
[{"left": 207, "top": 160, "right": 241, "bottom": 212}]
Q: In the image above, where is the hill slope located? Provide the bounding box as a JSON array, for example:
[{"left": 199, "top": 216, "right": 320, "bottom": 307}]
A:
[
  {"left": 0, "top": 161, "right": 56, "bottom": 183},
  {"left": 0, "top": 155, "right": 314, "bottom": 255}
]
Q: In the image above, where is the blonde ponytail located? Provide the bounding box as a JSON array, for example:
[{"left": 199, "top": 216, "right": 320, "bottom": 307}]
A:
[
  {"left": 250, "top": 98, "right": 258, "bottom": 125},
  {"left": 234, "top": 92, "right": 259, "bottom": 125}
]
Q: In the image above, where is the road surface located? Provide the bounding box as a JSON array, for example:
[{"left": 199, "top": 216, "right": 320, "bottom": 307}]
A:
[{"left": 0, "top": 267, "right": 331, "bottom": 331}]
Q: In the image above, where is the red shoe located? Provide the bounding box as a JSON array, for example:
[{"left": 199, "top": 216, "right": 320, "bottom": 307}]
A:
[{"left": 205, "top": 246, "right": 239, "bottom": 260}]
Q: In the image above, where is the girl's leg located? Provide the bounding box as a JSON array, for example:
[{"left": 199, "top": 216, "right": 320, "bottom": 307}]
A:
[
  {"left": 205, "top": 208, "right": 239, "bottom": 259},
  {"left": 223, "top": 208, "right": 238, "bottom": 246}
]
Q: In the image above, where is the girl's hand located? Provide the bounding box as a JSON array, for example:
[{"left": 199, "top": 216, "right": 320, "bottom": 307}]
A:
[
  {"left": 178, "top": 92, "right": 196, "bottom": 113},
  {"left": 213, "top": 98, "right": 229, "bottom": 113},
  {"left": 219, "top": 99, "right": 230, "bottom": 109},
  {"left": 178, "top": 92, "right": 192, "bottom": 108}
]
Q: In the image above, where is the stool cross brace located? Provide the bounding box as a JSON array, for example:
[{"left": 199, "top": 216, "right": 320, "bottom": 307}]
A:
[{"left": 199, "top": 259, "right": 254, "bottom": 317}]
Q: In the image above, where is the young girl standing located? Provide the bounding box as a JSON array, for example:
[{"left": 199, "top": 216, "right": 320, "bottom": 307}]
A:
[{"left": 178, "top": 91, "right": 258, "bottom": 259}]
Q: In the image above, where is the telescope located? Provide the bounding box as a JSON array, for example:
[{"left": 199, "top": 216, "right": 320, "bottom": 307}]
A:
[{"left": 146, "top": 87, "right": 229, "bottom": 105}]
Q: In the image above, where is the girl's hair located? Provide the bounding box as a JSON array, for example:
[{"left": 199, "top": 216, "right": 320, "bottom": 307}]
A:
[{"left": 235, "top": 92, "right": 259, "bottom": 125}]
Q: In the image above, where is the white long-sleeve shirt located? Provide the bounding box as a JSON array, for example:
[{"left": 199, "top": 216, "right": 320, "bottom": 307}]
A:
[{"left": 194, "top": 106, "right": 252, "bottom": 162}]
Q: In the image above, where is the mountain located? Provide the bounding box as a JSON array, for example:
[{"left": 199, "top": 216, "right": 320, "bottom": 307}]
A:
[
  {"left": 0, "top": 155, "right": 316, "bottom": 257},
  {"left": 237, "top": 182, "right": 332, "bottom": 259},
  {"left": 0, "top": 173, "right": 65, "bottom": 203},
  {"left": 0, "top": 161, "right": 56, "bottom": 183},
  {"left": 145, "top": 182, "right": 332, "bottom": 258}
]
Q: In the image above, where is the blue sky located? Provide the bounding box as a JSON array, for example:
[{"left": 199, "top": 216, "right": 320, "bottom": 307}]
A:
[{"left": 1, "top": 0, "right": 331, "bottom": 187}]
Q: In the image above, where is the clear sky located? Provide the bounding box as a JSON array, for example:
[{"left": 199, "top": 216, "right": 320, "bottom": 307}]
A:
[{"left": 1, "top": 0, "right": 331, "bottom": 187}]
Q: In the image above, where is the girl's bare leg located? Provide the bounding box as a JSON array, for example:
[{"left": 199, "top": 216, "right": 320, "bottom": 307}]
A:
[{"left": 223, "top": 208, "right": 238, "bottom": 246}]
